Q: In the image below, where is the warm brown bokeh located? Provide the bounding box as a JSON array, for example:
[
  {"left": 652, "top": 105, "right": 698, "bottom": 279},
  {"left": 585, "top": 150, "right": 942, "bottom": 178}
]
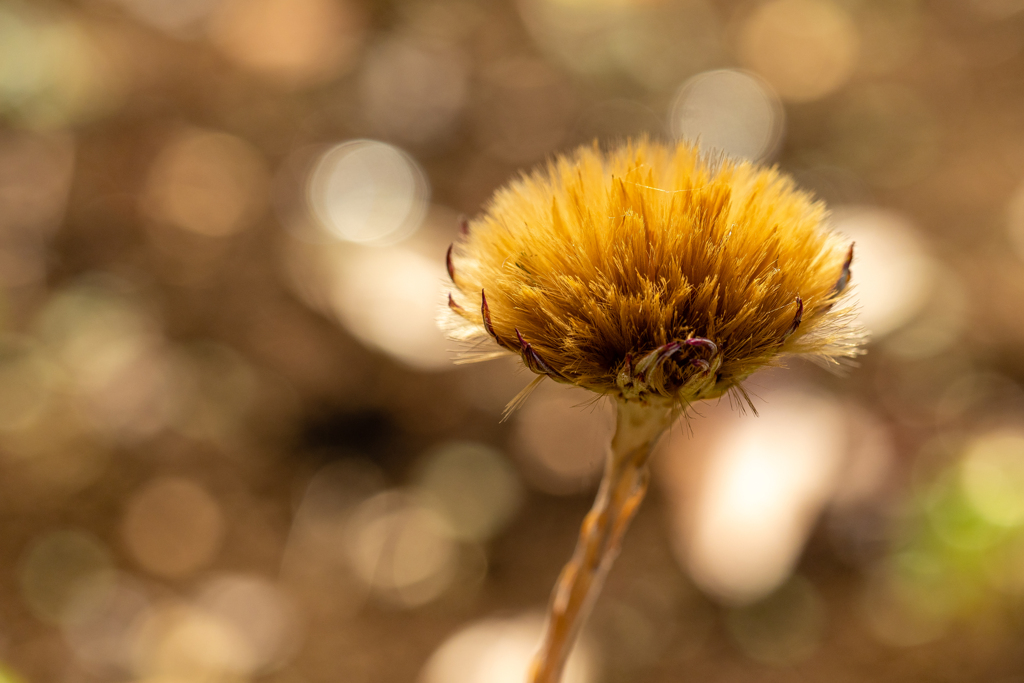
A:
[{"left": 2, "top": 1, "right": 1024, "bottom": 682}]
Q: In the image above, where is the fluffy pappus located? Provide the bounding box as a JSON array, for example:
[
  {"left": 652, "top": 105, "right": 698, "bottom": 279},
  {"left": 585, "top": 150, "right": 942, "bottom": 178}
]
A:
[{"left": 441, "top": 139, "right": 863, "bottom": 412}]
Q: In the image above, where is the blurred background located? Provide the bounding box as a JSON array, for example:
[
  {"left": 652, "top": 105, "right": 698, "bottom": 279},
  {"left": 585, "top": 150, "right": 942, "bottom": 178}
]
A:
[{"left": 1, "top": 0, "right": 1024, "bottom": 681}]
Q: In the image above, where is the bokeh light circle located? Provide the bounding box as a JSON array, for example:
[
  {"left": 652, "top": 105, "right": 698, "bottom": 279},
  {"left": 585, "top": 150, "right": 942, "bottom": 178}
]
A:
[
  {"left": 121, "top": 476, "right": 226, "bottom": 579},
  {"left": 143, "top": 128, "right": 269, "bottom": 237},
  {"left": 197, "top": 574, "right": 301, "bottom": 673},
  {"left": 737, "top": 0, "right": 859, "bottom": 103},
  {"left": 415, "top": 441, "right": 523, "bottom": 542},
  {"left": 63, "top": 574, "right": 152, "bottom": 677},
  {"left": 960, "top": 431, "right": 1024, "bottom": 527},
  {"left": 512, "top": 384, "right": 613, "bottom": 495},
  {"left": 19, "top": 529, "right": 115, "bottom": 624},
  {"left": 419, "top": 613, "right": 596, "bottom": 683},
  {"left": 831, "top": 206, "right": 938, "bottom": 338},
  {"left": 327, "top": 245, "right": 450, "bottom": 370},
  {"left": 360, "top": 38, "right": 469, "bottom": 145},
  {"left": 307, "top": 140, "right": 429, "bottom": 246},
  {"left": 345, "top": 490, "right": 458, "bottom": 607},
  {"left": 669, "top": 68, "right": 783, "bottom": 161},
  {"left": 683, "top": 389, "right": 848, "bottom": 603},
  {"left": 209, "top": 0, "right": 364, "bottom": 86}
]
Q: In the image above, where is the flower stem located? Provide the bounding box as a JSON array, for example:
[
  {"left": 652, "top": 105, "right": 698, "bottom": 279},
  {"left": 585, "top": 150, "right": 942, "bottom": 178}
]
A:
[{"left": 528, "top": 400, "right": 673, "bottom": 683}]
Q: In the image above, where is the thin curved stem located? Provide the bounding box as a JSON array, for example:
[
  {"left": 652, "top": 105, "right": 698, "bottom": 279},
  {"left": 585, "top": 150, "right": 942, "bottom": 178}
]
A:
[{"left": 528, "top": 400, "right": 672, "bottom": 683}]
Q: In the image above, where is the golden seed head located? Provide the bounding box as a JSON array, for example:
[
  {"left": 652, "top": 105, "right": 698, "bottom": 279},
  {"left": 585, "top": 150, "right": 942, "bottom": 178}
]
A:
[{"left": 442, "top": 139, "right": 863, "bottom": 410}]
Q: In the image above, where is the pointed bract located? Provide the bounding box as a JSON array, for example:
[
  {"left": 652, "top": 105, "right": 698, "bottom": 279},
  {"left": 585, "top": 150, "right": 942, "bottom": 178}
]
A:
[{"left": 833, "top": 243, "right": 854, "bottom": 296}]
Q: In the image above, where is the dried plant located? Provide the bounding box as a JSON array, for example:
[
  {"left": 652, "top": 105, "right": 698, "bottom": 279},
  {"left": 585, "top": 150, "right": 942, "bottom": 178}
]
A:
[{"left": 441, "top": 139, "right": 863, "bottom": 683}]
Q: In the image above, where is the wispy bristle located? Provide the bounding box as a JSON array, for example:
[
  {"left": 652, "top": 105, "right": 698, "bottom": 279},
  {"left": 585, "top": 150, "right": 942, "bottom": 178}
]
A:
[{"left": 440, "top": 139, "right": 864, "bottom": 410}]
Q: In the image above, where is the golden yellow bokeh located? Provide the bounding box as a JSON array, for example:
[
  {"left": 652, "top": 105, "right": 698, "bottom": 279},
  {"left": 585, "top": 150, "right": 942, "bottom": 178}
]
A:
[
  {"left": 208, "top": 0, "right": 364, "bottom": 86},
  {"left": 121, "top": 477, "right": 225, "bottom": 579},
  {"left": 142, "top": 128, "right": 268, "bottom": 237},
  {"left": 737, "top": 0, "right": 859, "bottom": 102}
]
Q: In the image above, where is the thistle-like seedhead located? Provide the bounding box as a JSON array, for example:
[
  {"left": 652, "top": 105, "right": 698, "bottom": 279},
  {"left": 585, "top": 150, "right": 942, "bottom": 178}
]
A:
[{"left": 442, "top": 140, "right": 862, "bottom": 411}]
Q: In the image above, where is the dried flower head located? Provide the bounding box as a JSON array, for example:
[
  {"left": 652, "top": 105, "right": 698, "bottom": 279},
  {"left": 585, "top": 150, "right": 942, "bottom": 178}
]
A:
[{"left": 442, "top": 139, "right": 861, "bottom": 412}]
